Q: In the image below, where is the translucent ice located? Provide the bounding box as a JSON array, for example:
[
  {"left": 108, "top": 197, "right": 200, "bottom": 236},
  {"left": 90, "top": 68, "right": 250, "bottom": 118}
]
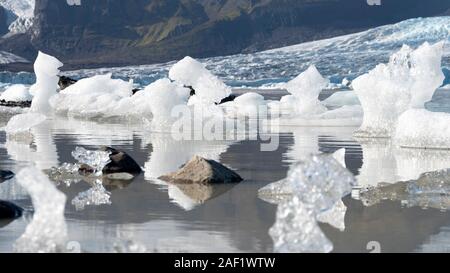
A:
[
  {"left": 14, "top": 167, "right": 68, "bottom": 253},
  {"left": 0, "top": 84, "right": 32, "bottom": 102},
  {"left": 29, "top": 51, "right": 63, "bottom": 115},
  {"left": 71, "top": 147, "right": 111, "bottom": 175},
  {"left": 265, "top": 154, "right": 356, "bottom": 252},
  {"left": 269, "top": 196, "right": 333, "bottom": 253},
  {"left": 169, "top": 56, "right": 231, "bottom": 105},
  {"left": 71, "top": 180, "right": 112, "bottom": 211}
]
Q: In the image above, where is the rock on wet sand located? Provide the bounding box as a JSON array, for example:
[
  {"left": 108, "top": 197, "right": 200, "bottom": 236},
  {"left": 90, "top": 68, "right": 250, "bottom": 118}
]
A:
[{"left": 159, "top": 156, "right": 243, "bottom": 184}]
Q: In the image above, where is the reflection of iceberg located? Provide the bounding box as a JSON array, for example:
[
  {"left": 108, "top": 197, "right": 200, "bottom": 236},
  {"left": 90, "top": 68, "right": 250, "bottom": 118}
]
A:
[
  {"left": 5, "top": 120, "right": 59, "bottom": 170},
  {"left": 356, "top": 138, "right": 450, "bottom": 187},
  {"left": 71, "top": 180, "right": 112, "bottom": 211},
  {"left": 14, "top": 167, "right": 68, "bottom": 253},
  {"left": 360, "top": 169, "right": 450, "bottom": 211},
  {"left": 395, "top": 148, "right": 450, "bottom": 182},
  {"left": 356, "top": 138, "right": 399, "bottom": 187}
]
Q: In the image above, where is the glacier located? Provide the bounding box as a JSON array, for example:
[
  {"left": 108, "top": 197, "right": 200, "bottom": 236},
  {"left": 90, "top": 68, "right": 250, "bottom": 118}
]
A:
[{"left": 50, "top": 16, "right": 450, "bottom": 89}]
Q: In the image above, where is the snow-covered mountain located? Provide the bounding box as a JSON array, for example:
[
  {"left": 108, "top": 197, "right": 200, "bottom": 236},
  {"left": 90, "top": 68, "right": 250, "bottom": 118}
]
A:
[{"left": 0, "top": 0, "right": 35, "bottom": 35}]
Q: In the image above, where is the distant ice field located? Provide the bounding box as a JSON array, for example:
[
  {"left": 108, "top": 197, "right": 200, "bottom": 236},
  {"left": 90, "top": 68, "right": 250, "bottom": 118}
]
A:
[{"left": 1, "top": 17, "right": 450, "bottom": 89}]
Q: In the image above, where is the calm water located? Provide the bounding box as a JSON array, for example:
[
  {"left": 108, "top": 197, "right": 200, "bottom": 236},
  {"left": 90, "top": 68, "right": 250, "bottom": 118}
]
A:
[{"left": 0, "top": 89, "right": 450, "bottom": 253}]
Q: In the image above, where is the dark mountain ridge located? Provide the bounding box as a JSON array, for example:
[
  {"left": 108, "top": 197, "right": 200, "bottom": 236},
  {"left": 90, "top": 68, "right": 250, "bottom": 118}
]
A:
[{"left": 1, "top": 0, "right": 450, "bottom": 70}]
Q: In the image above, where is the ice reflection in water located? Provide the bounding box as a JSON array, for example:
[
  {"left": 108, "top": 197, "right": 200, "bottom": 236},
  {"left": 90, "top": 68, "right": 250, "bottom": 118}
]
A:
[{"left": 1, "top": 92, "right": 450, "bottom": 252}]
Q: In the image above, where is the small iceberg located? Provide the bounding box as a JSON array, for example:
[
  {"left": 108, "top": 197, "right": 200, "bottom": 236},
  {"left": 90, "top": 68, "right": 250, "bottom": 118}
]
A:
[
  {"left": 262, "top": 153, "right": 356, "bottom": 253},
  {"left": 353, "top": 41, "right": 446, "bottom": 139}
]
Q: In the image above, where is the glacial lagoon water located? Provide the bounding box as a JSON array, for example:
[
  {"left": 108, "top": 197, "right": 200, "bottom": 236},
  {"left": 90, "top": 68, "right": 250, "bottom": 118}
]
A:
[{"left": 1, "top": 89, "right": 450, "bottom": 253}]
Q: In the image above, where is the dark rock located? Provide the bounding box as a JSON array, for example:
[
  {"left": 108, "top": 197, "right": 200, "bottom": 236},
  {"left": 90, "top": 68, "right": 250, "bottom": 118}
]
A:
[
  {"left": 58, "top": 76, "right": 78, "bottom": 90},
  {"left": 0, "top": 170, "right": 15, "bottom": 183},
  {"left": 0, "top": 200, "right": 23, "bottom": 219},
  {"left": 0, "top": 99, "right": 32, "bottom": 108},
  {"left": 186, "top": 86, "right": 196, "bottom": 97},
  {"left": 159, "top": 156, "right": 243, "bottom": 184},
  {"left": 218, "top": 94, "right": 237, "bottom": 105},
  {"left": 78, "top": 164, "right": 95, "bottom": 176},
  {"left": 132, "top": 88, "right": 141, "bottom": 95},
  {"left": 101, "top": 147, "right": 142, "bottom": 175}
]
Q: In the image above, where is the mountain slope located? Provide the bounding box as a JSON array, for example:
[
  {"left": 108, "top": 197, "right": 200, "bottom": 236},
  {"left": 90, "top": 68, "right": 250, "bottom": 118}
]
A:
[{"left": 1, "top": 0, "right": 450, "bottom": 69}]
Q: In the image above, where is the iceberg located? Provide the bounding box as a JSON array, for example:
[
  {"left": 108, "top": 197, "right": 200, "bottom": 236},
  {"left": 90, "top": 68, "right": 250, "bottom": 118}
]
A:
[
  {"left": 5, "top": 52, "right": 62, "bottom": 134},
  {"left": 30, "top": 51, "right": 63, "bottom": 115},
  {"left": 71, "top": 147, "right": 111, "bottom": 175},
  {"left": 52, "top": 74, "right": 134, "bottom": 118},
  {"left": 353, "top": 42, "right": 445, "bottom": 137},
  {"left": 395, "top": 109, "right": 450, "bottom": 149},
  {"left": 0, "top": 84, "right": 32, "bottom": 102},
  {"left": 14, "top": 167, "right": 68, "bottom": 253},
  {"left": 265, "top": 154, "right": 356, "bottom": 252},
  {"left": 283, "top": 65, "right": 329, "bottom": 116},
  {"left": 169, "top": 56, "right": 231, "bottom": 105}
]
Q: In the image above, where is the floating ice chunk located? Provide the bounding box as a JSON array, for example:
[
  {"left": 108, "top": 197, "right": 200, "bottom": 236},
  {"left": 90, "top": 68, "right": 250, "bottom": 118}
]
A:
[
  {"left": 5, "top": 112, "right": 46, "bottom": 134},
  {"left": 284, "top": 65, "right": 329, "bottom": 115},
  {"left": 353, "top": 42, "right": 445, "bottom": 137},
  {"left": 169, "top": 56, "right": 231, "bottom": 105},
  {"left": 29, "top": 51, "right": 63, "bottom": 115},
  {"left": 360, "top": 169, "right": 450, "bottom": 211},
  {"left": 0, "top": 84, "right": 32, "bottom": 102},
  {"left": 71, "top": 147, "right": 111, "bottom": 175},
  {"left": 14, "top": 167, "right": 68, "bottom": 253},
  {"left": 265, "top": 154, "right": 356, "bottom": 252},
  {"left": 323, "top": 91, "right": 360, "bottom": 107},
  {"left": 71, "top": 180, "right": 112, "bottom": 211},
  {"left": 285, "top": 154, "right": 356, "bottom": 211},
  {"left": 352, "top": 45, "right": 413, "bottom": 137},
  {"left": 52, "top": 74, "right": 133, "bottom": 118},
  {"left": 269, "top": 196, "right": 333, "bottom": 253},
  {"left": 395, "top": 109, "right": 450, "bottom": 149}
]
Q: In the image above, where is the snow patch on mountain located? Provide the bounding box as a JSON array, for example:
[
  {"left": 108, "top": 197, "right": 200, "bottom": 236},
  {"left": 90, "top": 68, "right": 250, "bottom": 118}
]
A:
[{"left": 0, "top": 0, "right": 35, "bottom": 34}]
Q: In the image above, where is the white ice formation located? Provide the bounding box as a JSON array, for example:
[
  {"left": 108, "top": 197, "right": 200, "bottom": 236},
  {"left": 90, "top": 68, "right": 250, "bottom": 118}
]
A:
[
  {"left": 266, "top": 153, "right": 356, "bottom": 253},
  {"left": 14, "top": 167, "right": 68, "bottom": 253}
]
